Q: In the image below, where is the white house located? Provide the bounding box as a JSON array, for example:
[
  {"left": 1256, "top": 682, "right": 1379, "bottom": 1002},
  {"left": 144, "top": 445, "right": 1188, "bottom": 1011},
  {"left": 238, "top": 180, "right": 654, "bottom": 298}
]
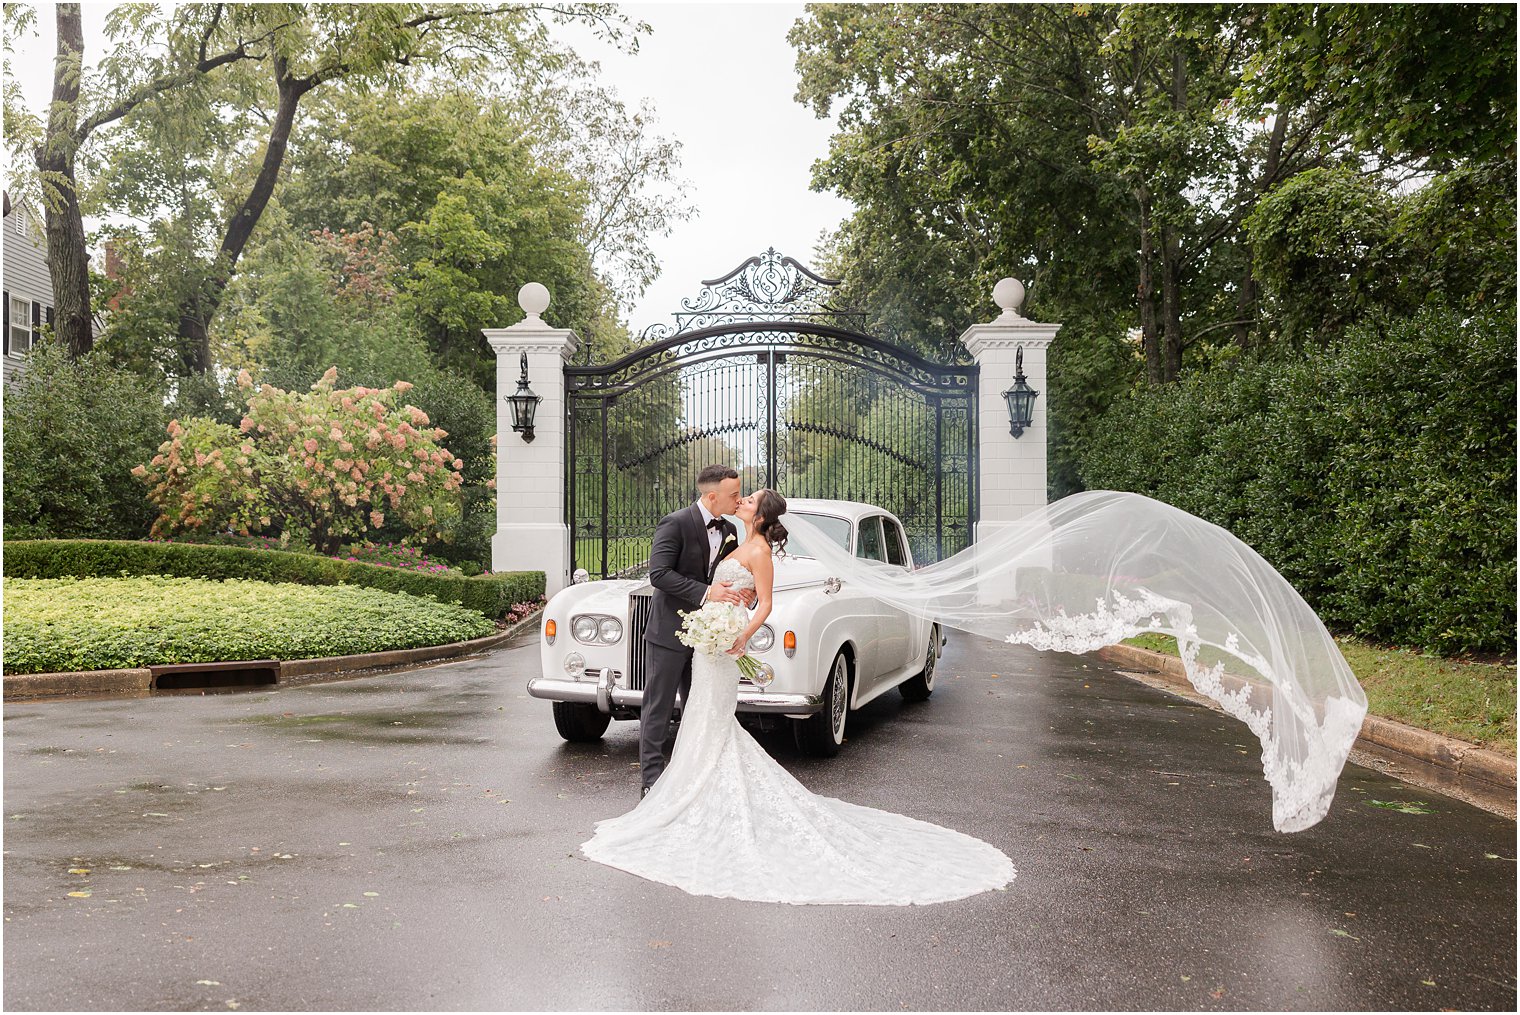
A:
[
  {"left": 2, "top": 192, "right": 57, "bottom": 386},
  {"left": 1, "top": 191, "right": 112, "bottom": 385}
]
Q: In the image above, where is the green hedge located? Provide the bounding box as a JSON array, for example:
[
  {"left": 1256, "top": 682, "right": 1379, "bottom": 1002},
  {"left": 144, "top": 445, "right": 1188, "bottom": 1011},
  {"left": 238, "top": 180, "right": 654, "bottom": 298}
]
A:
[
  {"left": 1, "top": 540, "right": 544, "bottom": 620},
  {"left": 1079, "top": 305, "right": 1516, "bottom": 655},
  {"left": 3, "top": 576, "right": 496, "bottom": 674}
]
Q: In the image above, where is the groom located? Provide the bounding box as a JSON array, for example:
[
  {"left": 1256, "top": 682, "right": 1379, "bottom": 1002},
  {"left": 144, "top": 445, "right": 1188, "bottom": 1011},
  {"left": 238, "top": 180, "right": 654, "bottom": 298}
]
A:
[{"left": 640, "top": 464, "right": 754, "bottom": 797}]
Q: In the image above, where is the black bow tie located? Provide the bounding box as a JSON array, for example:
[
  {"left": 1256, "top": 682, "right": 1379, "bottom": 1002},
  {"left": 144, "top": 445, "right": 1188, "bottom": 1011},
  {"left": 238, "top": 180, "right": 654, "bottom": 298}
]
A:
[{"left": 707, "top": 518, "right": 724, "bottom": 530}]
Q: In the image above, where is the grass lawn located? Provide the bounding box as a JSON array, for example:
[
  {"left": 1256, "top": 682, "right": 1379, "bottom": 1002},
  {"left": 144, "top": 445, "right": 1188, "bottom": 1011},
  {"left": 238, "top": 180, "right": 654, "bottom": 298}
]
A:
[
  {"left": 2, "top": 576, "right": 496, "bottom": 674},
  {"left": 1124, "top": 632, "right": 1517, "bottom": 755}
]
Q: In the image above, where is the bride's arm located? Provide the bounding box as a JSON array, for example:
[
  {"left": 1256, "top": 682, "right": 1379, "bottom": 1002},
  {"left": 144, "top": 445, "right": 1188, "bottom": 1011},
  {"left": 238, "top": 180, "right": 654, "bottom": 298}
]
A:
[{"left": 728, "top": 551, "right": 774, "bottom": 654}]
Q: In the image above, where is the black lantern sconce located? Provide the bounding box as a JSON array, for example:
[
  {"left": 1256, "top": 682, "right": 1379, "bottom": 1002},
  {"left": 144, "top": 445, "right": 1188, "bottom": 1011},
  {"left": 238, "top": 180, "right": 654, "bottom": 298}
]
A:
[
  {"left": 507, "top": 352, "right": 541, "bottom": 443},
  {"left": 1001, "top": 345, "right": 1039, "bottom": 438}
]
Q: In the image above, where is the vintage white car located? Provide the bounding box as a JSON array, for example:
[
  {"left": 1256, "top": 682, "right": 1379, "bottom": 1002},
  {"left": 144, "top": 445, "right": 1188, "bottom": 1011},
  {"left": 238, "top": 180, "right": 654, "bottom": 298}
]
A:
[{"left": 527, "top": 499, "right": 944, "bottom": 757}]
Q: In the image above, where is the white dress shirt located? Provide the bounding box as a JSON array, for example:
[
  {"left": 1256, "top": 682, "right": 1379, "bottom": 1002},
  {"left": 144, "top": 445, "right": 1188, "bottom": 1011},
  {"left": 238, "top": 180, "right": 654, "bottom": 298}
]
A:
[{"left": 694, "top": 499, "right": 723, "bottom": 570}]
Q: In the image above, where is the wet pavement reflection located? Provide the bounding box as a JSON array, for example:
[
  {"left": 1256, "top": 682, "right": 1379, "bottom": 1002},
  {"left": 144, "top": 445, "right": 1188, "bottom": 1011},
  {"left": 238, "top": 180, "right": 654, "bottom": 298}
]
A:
[{"left": 3, "top": 633, "right": 1515, "bottom": 1010}]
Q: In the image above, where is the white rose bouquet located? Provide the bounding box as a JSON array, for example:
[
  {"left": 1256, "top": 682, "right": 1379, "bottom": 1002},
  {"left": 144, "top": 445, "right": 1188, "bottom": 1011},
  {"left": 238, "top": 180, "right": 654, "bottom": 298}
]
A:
[{"left": 676, "top": 602, "right": 773, "bottom": 686}]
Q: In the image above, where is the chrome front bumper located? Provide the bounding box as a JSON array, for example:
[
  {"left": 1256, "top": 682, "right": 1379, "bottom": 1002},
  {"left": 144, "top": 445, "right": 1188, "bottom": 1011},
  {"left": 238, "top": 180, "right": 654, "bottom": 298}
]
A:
[{"left": 527, "top": 670, "right": 822, "bottom": 716}]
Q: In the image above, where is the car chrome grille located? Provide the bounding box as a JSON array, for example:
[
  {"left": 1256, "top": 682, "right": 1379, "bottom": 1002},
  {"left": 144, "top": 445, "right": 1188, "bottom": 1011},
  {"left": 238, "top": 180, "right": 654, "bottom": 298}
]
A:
[{"left": 628, "top": 584, "right": 653, "bottom": 691}]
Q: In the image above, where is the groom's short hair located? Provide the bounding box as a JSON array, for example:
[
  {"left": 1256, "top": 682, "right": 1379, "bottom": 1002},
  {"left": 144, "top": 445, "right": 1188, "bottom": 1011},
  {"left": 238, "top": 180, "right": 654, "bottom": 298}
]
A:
[{"left": 696, "top": 465, "right": 739, "bottom": 490}]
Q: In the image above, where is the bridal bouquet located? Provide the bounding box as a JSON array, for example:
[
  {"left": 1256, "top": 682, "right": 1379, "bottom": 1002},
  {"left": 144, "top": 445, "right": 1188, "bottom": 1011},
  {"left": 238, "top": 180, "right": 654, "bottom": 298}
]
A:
[{"left": 676, "top": 603, "right": 774, "bottom": 686}]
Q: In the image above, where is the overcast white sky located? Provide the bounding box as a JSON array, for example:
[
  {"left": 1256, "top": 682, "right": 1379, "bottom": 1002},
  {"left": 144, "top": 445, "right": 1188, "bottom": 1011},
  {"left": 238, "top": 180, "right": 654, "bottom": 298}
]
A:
[{"left": 6, "top": 1, "right": 854, "bottom": 335}]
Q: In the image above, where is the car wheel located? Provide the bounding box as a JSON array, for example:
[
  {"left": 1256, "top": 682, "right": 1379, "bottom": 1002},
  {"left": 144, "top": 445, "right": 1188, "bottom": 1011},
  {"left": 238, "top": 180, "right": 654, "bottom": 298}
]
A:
[
  {"left": 899, "top": 624, "right": 940, "bottom": 702},
  {"left": 795, "top": 649, "right": 850, "bottom": 757},
  {"left": 552, "top": 701, "right": 611, "bottom": 742}
]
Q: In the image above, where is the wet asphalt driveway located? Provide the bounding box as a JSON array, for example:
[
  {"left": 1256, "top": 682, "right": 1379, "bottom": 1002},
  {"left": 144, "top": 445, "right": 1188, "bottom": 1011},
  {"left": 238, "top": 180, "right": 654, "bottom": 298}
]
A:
[{"left": 3, "top": 632, "right": 1515, "bottom": 1011}]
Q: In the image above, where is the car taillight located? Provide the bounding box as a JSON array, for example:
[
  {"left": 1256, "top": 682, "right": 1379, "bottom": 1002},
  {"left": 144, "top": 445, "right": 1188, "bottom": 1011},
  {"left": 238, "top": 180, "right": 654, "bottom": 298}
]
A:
[
  {"left": 783, "top": 630, "right": 796, "bottom": 658},
  {"left": 545, "top": 619, "right": 557, "bottom": 644}
]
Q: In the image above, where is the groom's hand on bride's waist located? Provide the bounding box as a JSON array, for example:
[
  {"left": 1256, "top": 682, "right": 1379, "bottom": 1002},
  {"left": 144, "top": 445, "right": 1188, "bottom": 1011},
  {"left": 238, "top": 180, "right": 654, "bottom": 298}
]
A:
[{"left": 704, "top": 581, "right": 753, "bottom": 606}]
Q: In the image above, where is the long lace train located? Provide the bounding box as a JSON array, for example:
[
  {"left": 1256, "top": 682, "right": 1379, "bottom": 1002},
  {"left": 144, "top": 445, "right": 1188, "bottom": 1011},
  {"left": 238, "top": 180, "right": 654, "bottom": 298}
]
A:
[{"left": 580, "top": 599, "right": 1016, "bottom": 906}]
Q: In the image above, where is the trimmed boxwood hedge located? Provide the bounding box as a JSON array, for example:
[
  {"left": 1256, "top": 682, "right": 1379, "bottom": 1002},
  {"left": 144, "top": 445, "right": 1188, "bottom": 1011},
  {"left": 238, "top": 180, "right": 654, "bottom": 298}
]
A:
[
  {"left": 1, "top": 540, "right": 544, "bottom": 620},
  {"left": 1078, "top": 306, "right": 1515, "bottom": 655}
]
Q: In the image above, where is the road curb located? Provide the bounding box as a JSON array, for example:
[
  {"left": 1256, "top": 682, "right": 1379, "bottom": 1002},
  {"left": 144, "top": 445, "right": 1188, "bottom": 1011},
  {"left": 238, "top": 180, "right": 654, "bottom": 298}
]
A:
[
  {"left": 1096, "top": 643, "right": 1517, "bottom": 816},
  {"left": 3, "top": 612, "right": 542, "bottom": 701}
]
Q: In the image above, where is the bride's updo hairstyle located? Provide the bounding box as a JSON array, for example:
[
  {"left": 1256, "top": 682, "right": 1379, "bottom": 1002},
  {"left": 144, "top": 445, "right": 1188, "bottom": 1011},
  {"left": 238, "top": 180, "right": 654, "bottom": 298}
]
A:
[{"left": 753, "top": 489, "right": 789, "bottom": 555}]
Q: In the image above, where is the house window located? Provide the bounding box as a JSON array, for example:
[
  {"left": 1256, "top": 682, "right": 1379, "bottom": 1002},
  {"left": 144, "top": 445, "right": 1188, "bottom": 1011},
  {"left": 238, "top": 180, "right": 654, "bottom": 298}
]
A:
[{"left": 8, "top": 293, "right": 31, "bottom": 355}]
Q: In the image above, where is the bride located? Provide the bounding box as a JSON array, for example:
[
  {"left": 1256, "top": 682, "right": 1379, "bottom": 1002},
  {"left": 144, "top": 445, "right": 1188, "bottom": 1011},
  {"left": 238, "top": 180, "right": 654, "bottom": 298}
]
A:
[{"left": 580, "top": 489, "right": 1018, "bottom": 906}]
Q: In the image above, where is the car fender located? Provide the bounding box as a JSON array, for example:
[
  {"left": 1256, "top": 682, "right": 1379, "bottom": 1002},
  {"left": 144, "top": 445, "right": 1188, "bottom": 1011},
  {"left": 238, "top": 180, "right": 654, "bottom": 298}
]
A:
[
  {"left": 539, "top": 579, "right": 642, "bottom": 680},
  {"left": 779, "top": 586, "right": 881, "bottom": 709}
]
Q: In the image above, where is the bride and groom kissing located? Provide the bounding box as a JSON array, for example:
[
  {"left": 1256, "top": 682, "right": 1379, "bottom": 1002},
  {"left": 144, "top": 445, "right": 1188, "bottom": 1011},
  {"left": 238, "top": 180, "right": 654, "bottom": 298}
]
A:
[
  {"left": 579, "top": 464, "right": 1018, "bottom": 906},
  {"left": 638, "top": 464, "right": 771, "bottom": 798}
]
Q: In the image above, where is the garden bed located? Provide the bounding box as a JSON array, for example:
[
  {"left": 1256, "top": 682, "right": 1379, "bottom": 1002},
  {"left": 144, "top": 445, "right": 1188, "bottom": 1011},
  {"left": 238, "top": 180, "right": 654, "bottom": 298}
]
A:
[{"left": 2, "top": 576, "right": 497, "bottom": 675}]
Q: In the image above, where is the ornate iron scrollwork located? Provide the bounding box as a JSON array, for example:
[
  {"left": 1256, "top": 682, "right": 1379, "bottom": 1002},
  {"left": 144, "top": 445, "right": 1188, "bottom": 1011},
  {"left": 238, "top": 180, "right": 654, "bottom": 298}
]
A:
[{"left": 641, "top": 247, "right": 865, "bottom": 340}]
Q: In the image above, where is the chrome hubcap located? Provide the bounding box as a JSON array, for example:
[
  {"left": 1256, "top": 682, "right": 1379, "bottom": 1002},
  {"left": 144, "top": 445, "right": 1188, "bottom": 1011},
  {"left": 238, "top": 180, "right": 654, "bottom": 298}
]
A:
[
  {"left": 924, "top": 632, "right": 936, "bottom": 688},
  {"left": 831, "top": 657, "right": 847, "bottom": 741}
]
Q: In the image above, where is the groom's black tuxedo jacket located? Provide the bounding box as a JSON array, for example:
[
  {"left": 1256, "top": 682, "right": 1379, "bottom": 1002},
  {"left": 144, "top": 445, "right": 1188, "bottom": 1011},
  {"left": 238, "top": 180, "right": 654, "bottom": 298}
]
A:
[{"left": 645, "top": 504, "right": 738, "bottom": 652}]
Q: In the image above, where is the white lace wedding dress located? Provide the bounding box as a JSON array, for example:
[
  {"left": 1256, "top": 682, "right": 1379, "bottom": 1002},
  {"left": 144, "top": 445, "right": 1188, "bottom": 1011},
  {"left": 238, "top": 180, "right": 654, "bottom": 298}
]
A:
[{"left": 580, "top": 557, "right": 1017, "bottom": 906}]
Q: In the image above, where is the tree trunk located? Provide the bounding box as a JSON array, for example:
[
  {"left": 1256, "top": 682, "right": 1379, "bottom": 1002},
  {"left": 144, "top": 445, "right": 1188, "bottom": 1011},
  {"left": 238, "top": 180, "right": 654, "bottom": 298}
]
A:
[
  {"left": 38, "top": 4, "right": 94, "bottom": 359},
  {"left": 1160, "top": 225, "right": 1184, "bottom": 382},
  {"left": 1137, "top": 187, "right": 1163, "bottom": 385},
  {"left": 1158, "top": 45, "right": 1186, "bottom": 383},
  {"left": 177, "top": 55, "right": 311, "bottom": 373},
  {"left": 1233, "top": 253, "right": 1258, "bottom": 353},
  {"left": 1236, "top": 112, "right": 1290, "bottom": 351}
]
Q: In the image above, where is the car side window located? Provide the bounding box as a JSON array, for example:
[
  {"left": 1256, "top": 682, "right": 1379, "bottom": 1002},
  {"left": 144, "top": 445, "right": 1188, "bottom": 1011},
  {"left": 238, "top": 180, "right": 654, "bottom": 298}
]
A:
[
  {"left": 882, "top": 517, "right": 908, "bottom": 567},
  {"left": 856, "top": 517, "right": 886, "bottom": 562}
]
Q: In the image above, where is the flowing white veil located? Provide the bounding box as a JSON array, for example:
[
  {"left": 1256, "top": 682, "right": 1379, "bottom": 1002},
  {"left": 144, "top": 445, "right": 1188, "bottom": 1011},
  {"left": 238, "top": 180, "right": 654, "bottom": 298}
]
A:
[{"left": 778, "top": 491, "right": 1367, "bottom": 833}]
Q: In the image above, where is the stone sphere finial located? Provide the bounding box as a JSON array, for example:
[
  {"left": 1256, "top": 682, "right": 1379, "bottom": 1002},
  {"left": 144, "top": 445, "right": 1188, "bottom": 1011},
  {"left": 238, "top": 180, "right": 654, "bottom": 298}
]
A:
[
  {"left": 518, "top": 282, "right": 551, "bottom": 320},
  {"left": 993, "top": 278, "right": 1025, "bottom": 317}
]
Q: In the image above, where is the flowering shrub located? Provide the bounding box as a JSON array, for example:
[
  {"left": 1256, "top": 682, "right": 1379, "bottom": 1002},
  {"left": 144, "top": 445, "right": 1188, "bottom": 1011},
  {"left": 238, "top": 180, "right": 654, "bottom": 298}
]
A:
[
  {"left": 505, "top": 600, "right": 542, "bottom": 624},
  {"left": 134, "top": 367, "right": 464, "bottom": 554},
  {"left": 339, "top": 543, "right": 458, "bottom": 576},
  {"left": 144, "top": 534, "right": 311, "bottom": 554}
]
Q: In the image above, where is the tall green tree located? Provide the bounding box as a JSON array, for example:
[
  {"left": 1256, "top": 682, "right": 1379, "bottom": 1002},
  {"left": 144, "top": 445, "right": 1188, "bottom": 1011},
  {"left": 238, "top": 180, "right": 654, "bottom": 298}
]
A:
[
  {"left": 4, "top": 2, "right": 273, "bottom": 357},
  {"left": 792, "top": 4, "right": 1353, "bottom": 383},
  {"left": 1239, "top": 3, "right": 1516, "bottom": 168},
  {"left": 4, "top": 2, "right": 640, "bottom": 369}
]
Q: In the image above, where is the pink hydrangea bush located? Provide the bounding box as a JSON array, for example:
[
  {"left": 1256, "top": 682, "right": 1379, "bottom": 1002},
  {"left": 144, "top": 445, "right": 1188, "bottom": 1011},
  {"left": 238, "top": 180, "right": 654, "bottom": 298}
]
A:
[{"left": 134, "top": 367, "right": 464, "bottom": 554}]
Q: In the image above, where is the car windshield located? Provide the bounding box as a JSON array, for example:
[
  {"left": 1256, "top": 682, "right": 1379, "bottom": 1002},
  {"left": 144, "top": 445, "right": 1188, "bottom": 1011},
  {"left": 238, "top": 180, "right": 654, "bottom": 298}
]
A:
[{"left": 785, "top": 512, "right": 852, "bottom": 558}]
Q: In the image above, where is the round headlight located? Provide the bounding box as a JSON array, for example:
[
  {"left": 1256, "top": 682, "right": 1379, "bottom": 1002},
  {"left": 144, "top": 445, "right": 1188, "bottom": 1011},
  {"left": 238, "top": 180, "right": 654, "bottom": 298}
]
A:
[
  {"left": 571, "top": 616, "right": 600, "bottom": 643},
  {"left": 564, "top": 652, "right": 585, "bottom": 677},
  {"left": 598, "top": 618, "right": 622, "bottom": 644},
  {"left": 749, "top": 624, "right": 775, "bottom": 652}
]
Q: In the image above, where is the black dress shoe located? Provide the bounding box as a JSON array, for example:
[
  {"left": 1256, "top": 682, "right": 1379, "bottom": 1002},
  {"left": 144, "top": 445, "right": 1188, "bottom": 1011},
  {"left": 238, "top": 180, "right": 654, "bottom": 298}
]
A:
[{"left": 640, "top": 785, "right": 650, "bottom": 800}]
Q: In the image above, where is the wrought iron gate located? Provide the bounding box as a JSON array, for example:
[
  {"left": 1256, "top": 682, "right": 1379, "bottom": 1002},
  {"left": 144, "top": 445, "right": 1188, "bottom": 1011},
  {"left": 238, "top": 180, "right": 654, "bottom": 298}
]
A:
[{"left": 566, "top": 249, "right": 977, "bottom": 578}]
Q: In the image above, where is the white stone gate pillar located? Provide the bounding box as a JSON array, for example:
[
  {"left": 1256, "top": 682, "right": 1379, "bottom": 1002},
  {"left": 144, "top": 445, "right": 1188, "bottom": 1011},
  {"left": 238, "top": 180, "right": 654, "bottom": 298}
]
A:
[
  {"left": 483, "top": 283, "right": 579, "bottom": 597},
  {"left": 959, "top": 279, "right": 1058, "bottom": 544}
]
